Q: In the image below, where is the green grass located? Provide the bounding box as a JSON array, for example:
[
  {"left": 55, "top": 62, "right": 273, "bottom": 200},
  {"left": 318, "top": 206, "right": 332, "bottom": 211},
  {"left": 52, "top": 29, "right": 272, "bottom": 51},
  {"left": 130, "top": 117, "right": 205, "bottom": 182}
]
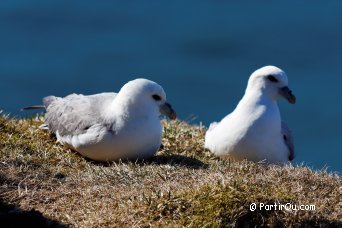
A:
[{"left": 0, "top": 113, "right": 341, "bottom": 227}]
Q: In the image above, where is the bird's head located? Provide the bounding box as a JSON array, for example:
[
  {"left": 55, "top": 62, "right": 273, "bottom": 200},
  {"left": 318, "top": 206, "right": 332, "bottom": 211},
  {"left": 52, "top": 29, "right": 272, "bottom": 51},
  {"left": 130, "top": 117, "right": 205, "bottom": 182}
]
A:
[
  {"left": 246, "top": 66, "right": 296, "bottom": 104},
  {"left": 118, "top": 78, "right": 177, "bottom": 120}
]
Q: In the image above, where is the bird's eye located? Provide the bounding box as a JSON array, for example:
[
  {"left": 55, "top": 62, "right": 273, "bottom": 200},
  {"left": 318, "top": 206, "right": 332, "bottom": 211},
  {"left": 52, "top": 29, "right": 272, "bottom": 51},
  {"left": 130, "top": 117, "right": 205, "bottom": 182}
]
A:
[
  {"left": 152, "top": 94, "right": 162, "bottom": 101},
  {"left": 267, "top": 75, "right": 278, "bottom": 83}
]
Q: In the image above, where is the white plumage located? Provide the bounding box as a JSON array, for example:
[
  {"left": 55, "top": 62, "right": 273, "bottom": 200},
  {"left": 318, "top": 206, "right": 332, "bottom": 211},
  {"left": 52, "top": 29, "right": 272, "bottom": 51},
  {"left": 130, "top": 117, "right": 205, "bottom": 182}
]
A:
[
  {"left": 29, "top": 79, "right": 176, "bottom": 161},
  {"left": 205, "top": 66, "right": 296, "bottom": 164}
]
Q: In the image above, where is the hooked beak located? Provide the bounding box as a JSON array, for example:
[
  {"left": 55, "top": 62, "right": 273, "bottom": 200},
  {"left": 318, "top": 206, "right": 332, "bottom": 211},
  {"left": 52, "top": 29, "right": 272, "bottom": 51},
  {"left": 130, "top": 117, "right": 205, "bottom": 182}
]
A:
[
  {"left": 159, "top": 102, "right": 177, "bottom": 120},
  {"left": 279, "top": 86, "right": 296, "bottom": 104}
]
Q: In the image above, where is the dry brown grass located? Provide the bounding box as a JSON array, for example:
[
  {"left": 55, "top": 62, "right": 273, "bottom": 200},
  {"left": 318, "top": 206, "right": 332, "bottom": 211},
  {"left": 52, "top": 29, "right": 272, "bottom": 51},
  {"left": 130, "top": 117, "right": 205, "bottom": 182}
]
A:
[{"left": 0, "top": 113, "right": 341, "bottom": 227}]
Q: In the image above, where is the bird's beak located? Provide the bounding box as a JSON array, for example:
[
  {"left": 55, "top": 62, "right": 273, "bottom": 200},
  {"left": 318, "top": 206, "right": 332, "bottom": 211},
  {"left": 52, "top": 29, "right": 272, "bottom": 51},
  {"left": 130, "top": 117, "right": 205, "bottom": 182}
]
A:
[
  {"left": 279, "top": 86, "right": 296, "bottom": 104},
  {"left": 159, "top": 102, "right": 177, "bottom": 120}
]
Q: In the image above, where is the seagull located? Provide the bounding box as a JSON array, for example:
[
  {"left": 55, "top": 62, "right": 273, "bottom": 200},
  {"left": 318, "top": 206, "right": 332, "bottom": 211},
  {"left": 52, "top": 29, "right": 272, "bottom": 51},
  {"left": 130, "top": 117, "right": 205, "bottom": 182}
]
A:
[
  {"left": 23, "top": 78, "right": 176, "bottom": 161},
  {"left": 205, "top": 66, "right": 296, "bottom": 164}
]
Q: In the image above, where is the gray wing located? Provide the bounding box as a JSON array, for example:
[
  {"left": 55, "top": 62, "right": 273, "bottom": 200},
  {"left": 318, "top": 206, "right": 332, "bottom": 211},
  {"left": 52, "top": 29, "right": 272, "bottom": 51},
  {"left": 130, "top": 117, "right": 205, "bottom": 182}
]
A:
[
  {"left": 43, "top": 96, "right": 59, "bottom": 109},
  {"left": 281, "top": 121, "right": 295, "bottom": 161},
  {"left": 45, "top": 92, "right": 117, "bottom": 136}
]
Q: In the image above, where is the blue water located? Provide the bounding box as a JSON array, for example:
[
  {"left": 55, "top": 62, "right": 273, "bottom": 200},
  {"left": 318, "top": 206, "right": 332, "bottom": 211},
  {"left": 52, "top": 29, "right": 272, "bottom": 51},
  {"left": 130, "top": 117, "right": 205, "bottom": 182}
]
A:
[{"left": 1, "top": 1, "right": 341, "bottom": 173}]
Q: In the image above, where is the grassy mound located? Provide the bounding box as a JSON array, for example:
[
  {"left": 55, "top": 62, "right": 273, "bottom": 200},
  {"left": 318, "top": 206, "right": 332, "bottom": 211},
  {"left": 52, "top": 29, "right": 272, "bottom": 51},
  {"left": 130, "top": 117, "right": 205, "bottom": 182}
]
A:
[{"left": 0, "top": 113, "right": 341, "bottom": 227}]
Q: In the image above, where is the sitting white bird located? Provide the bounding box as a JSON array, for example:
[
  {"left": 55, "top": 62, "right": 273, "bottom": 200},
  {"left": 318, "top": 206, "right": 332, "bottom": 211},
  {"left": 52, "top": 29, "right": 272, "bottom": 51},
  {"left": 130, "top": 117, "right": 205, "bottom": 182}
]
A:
[
  {"left": 205, "top": 66, "right": 296, "bottom": 164},
  {"left": 23, "top": 79, "right": 176, "bottom": 161}
]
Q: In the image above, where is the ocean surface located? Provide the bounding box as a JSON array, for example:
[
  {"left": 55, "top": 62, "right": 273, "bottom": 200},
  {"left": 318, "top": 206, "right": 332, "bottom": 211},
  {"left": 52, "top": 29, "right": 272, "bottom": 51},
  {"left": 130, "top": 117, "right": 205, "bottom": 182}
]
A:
[{"left": 1, "top": 1, "right": 341, "bottom": 172}]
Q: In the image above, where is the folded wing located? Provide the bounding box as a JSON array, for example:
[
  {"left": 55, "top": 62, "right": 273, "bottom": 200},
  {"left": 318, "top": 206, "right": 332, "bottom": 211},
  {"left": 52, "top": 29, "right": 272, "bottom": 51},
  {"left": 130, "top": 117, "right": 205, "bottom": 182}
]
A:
[
  {"left": 45, "top": 93, "right": 117, "bottom": 136},
  {"left": 281, "top": 121, "right": 295, "bottom": 161}
]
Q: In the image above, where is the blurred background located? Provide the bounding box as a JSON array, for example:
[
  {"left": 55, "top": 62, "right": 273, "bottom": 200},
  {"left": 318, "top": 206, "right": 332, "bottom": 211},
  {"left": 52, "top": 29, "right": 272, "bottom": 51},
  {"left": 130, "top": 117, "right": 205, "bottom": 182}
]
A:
[{"left": 1, "top": 1, "right": 341, "bottom": 172}]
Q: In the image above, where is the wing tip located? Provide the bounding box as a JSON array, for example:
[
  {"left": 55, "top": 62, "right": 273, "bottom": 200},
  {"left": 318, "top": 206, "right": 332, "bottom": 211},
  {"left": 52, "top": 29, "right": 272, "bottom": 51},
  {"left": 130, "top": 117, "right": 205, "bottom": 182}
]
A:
[{"left": 21, "top": 105, "right": 46, "bottom": 111}]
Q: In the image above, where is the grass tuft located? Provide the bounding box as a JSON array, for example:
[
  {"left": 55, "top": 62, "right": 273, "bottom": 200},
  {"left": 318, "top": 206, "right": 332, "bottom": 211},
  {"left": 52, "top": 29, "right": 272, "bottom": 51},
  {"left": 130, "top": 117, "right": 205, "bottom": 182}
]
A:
[{"left": 0, "top": 114, "right": 341, "bottom": 227}]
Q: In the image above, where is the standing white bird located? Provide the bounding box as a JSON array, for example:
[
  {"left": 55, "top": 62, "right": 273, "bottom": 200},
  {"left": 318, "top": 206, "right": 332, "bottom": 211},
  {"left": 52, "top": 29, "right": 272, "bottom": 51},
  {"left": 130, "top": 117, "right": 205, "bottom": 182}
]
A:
[
  {"left": 205, "top": 66, "right": 296, "bottom": 164},
  {"left": 23, "top": 79, "right": 176, "bottom": 161}
]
